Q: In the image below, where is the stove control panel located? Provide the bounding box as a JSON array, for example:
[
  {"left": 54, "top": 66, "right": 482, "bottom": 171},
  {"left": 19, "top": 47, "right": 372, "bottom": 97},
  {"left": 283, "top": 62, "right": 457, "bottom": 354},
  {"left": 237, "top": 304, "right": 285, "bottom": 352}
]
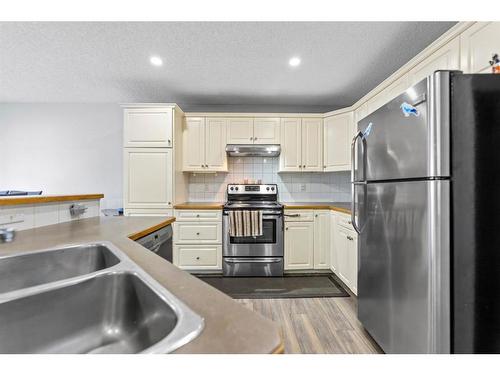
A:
[{"left": 227, "top": 184, "right": 277, "bottom": 195}]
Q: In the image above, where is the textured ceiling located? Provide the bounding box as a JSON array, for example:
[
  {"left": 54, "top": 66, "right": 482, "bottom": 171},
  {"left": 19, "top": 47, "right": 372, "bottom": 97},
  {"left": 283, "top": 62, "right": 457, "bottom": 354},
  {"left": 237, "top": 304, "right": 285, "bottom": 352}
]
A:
[{"left": 0, "top": 22, "right": 456, "bottom": 112}]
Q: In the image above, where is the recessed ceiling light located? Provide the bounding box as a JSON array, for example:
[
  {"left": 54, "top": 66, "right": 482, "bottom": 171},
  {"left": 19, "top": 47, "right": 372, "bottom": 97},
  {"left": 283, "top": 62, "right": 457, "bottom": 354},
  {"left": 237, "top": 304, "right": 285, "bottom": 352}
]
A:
[
  {"left": 150, "top": 56, "right": 163, "bottom": 67},
  {"left": 289, "top": 56, "right": 301, "bottom": 67}
]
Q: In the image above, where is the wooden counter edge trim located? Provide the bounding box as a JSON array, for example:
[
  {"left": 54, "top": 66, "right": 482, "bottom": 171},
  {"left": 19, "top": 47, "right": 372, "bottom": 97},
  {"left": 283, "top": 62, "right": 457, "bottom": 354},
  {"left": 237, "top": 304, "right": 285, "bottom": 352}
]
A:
[
  {"left": 128, "top": 218, "right": 176, "bottom": 241},
  {"left": 173, "top": 204, "right": 224, "bottom": 210},
  {"left": 0, "top": 194, "right": 105, "bottom": 206},
  {"left": 283, "top": 204, "right": 351, "bottom": 214},
  {"left": 271, "top": 340, "right": 286, "bottom": 354}
]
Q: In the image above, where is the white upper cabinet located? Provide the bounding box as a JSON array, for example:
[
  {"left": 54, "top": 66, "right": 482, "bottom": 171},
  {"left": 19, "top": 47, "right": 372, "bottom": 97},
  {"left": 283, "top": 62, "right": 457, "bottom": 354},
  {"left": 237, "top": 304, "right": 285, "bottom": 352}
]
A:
[
  {"left": 460, "top": 22, "right": 500, "bottom": 74},
  {"left": 124, "top": 148, "right": 173, "bottom": 210},
  {"left": 279, "top": 117, "right": 323, "bottom": 172},
  {"left": 227, "top": 118, "right": 254, "bottom": 144},
  {"left": 253, "top": 118, "right": 280, "bottom": 144},
  {"left": 183, "top": 117, "right": 205, "bottom": 171},
  {"left": 124, "top": 107, "right": 173, "bottom": 148},
  {"left": 366, "top": 75, "right": 411, "bottom": 114},
  {"left": 205, "top": 118, "right": 228, "bottom": 171},
  {"left": 279, "top": 118, "right": 302, "bottom": 172},
  {"left": 409, "top": 37, "right": 460, "bottom": 84},
  {"left": 183, "top": 117, "right": 227, "bottom": 172},
  {"left": 323, "top": 112, "right": 353, "bottom": 172},
  {"left": 301, "top": 118, "right": 323, "bottom": 171}
]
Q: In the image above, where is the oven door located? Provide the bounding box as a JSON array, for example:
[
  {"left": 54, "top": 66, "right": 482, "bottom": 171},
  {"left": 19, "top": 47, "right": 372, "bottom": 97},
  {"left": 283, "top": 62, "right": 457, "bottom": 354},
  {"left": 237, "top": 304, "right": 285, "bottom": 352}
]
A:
[{"left": 223, "top": 212, "right": 283, "bottom": 257}]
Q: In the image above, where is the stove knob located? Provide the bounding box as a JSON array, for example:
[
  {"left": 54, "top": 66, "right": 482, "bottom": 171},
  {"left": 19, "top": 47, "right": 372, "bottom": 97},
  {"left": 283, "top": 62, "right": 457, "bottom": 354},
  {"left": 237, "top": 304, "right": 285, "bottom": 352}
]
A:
[
  {"left": 230, "top": 187, "right": 234, "bottom": 191},
  {"left": 266, "top": 187, "right": 270, "bottom": 191},
  {"left": 271, "top": 186, "right": 275, "bottom": 191},
  {"left": 235, "top": 187, "right": 239, "bottom": 191}
]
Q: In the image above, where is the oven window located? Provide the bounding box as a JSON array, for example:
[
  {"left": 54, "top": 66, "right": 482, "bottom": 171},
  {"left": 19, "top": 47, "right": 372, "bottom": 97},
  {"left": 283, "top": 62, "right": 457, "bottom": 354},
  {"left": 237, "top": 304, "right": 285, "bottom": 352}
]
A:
[{"left": 230, "top": 219, "right": 276, "bottom": 244}]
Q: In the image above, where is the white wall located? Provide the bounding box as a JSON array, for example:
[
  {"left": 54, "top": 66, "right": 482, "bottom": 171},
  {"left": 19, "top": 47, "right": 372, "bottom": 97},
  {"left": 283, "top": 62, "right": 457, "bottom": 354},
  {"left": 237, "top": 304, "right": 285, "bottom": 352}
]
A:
[{"left": 0, "top": 103, "right": 123, "bottom": 209}]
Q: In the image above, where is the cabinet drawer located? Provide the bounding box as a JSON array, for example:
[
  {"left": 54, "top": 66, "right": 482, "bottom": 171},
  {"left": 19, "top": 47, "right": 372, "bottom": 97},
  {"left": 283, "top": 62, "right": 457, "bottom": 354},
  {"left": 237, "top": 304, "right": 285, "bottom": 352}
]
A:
[
  {"left": 174, "top": 222, "right": 222, "bottom": 243},
  {"left": 284, "top": 210, "right": 314, "bottom": 222},
  {"left": 174, "top": 210, "right": 222, "bottom": 222},
  {"left": 336, "top": 213, "right": 354, "bottom": 230},
  {"left": 175, "top": 245, "right": 221, "bottom": 269}
]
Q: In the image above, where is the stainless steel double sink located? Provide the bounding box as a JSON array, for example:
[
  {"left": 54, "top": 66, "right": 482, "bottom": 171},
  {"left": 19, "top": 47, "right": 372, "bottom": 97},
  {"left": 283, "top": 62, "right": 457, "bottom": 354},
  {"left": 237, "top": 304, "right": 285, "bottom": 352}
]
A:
[{"left": 0, "top": 242, "right": 204, "bottom": 353}]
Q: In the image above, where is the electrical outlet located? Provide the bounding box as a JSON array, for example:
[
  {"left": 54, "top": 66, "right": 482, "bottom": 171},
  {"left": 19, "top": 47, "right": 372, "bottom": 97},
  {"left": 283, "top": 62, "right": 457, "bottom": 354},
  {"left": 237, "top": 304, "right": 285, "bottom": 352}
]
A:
[{"left": 300, "top": 184, "right": 306, "bottom": 192}]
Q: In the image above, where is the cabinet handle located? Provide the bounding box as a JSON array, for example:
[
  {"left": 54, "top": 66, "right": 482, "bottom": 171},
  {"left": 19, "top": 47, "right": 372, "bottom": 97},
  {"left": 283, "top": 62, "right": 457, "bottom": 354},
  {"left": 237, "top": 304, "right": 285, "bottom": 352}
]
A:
[
  {"left": 250, "top": 137, "right": 253, "bottom": 141},
  {"left": 196, "top": 232, "right": 200, "bottom": 235},
  {"left": 167, "top": 139, "right": 171, "bottom": 144},
  {"left": 201, "top": 164, "right": 204, "bottom": 168},
  {"left": 286, "top": 227, "right": 288, "bottom": 231},
  {"left": 315, "top": 214, "right": 318, "bottom": 217},
  {"left": 347, "top": 220, "right": 352, "bottom": 224},
  {"left": 168, "top": 202, "right": 171, "bottom": 205},
  {"left": 284, "top": 213, "right": 300, "bottom": 217},
  {"left": 254, "top": 137, "right": 258, "bottom": 141},
  {"left": 299, "top": 165, "right": 302, "bottom": 169},
  {"left": 303, "top": 165, "right": 306, "bottom": 169},
  {"left": 205, "top": 164, "right": 209, "bottom": 168},
  {"left": 196, "top": 256, "right": 200, "bottom": 260},
  {"left": 196, "top": 214, "right": 200, "bottom": 218},
  {"left": 347, "top": 235, "right": 353, "bottom": 241}
]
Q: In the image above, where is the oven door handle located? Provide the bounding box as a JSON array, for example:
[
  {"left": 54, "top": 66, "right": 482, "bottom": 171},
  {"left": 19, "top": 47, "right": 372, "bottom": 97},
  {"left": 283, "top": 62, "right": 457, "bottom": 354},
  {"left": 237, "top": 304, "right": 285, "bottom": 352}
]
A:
[{"left": 224, "top": 257, "right": 282, "bottom": 263}]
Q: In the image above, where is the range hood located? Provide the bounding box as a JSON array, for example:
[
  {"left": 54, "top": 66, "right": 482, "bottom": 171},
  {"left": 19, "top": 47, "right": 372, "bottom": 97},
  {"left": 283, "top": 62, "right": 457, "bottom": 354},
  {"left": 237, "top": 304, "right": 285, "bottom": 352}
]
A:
[{"left": 225, "top": 144, "right": 281, "bottom": 157}]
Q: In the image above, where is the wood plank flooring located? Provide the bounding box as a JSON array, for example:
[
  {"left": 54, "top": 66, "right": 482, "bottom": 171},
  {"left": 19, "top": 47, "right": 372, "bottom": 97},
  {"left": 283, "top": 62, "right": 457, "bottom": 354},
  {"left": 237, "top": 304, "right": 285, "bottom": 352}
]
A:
[{"left": 237, "top": 296, "right": 383, "bottom": 354}]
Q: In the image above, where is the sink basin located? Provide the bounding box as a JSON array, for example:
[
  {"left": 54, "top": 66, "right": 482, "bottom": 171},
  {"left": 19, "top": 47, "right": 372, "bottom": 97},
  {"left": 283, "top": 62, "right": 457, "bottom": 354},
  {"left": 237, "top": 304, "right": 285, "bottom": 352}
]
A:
[
  {"left": 0, "top": 273, "right": 180, "bottom": 353},
  {"left": 0, "top": 244, "right": 120, "bottom": 294},
  {"left": 0, "top": 242, "right": 204, "bottom": 353}
]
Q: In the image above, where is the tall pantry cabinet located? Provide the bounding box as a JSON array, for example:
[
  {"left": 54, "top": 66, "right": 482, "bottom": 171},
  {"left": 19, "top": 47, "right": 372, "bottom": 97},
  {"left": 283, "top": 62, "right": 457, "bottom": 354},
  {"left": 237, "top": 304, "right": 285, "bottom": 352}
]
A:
[{"left": 122, "top": 104, "right": 187, "bottom": 216}]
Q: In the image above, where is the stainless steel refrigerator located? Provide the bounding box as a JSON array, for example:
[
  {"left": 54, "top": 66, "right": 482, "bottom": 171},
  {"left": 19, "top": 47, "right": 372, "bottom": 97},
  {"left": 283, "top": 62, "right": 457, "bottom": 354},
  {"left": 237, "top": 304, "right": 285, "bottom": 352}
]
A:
[{"left": 352, "top": 70, "right": 500, "bottom": 354}]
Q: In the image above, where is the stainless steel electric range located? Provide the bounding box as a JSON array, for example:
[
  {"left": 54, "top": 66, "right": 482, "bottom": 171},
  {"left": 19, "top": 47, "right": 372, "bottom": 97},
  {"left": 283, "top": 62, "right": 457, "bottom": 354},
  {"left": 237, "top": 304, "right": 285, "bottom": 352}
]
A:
[{"left": 222, "top": 184, "right": 284, "bottom": 277}]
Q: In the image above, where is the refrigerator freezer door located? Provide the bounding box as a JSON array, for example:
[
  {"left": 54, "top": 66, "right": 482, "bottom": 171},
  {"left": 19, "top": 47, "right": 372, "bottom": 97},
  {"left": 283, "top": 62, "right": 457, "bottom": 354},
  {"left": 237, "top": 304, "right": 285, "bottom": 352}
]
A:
[
  {"left": 355, "top": 71, "right": 451, "bottom": 182},
  {"left": 357, "top": 179, "right": 450, "bottom": 353}
]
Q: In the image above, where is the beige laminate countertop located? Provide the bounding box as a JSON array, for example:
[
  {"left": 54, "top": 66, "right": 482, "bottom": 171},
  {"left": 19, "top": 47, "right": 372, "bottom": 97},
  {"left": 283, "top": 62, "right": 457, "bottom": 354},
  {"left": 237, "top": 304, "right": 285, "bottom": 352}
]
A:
[
  {"left": 0, "top": 194, "right": 104, "bottom": 206},
  {"left": 283, "top": 202, "right": 351, "bottom": 214},
  {"left": 174, "top": 202, "right": 224, "bottom": 210},
  {"left": 0, "top": 216, "right": 283, "bottom": 354}
]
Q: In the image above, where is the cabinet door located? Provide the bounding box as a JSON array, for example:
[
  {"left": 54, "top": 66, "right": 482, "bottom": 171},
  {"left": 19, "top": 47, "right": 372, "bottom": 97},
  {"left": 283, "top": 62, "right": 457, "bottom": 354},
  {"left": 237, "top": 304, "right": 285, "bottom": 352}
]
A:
[
  {"left": 124, "top": 107, "right": 173, "bottom": 148},
  {"left": 279, "top": 118, "right": 302, "bottom": 172},
  {"left": 301, "top": 118, "right": 323, "bottom": 171},
  {"left": 183, "top": 117, "right": 205, "bottom": 171},
  {"left": 205, "top": 118, "right": 228, "bottom": 171},
  {"left": 313, "top": 210, "right": 330, "bottom": 269},
  {"left": 409, "top": 37, "right": 460, "bottom": 84},
  {"left": 253, "top": 118, "right": 280, "bottom": 144},
  {"left": 284, "top": 221, "right": 314, "bottom": 270},
  {"left": 227, "top": 118, "right": 254, "bottom": 144},
  {"left": 124, "top": 148, "right": 173, "bottom": 209},
  {"left": 348, "top": 232, "right": 358, "bottom": 295},
  {"left": 330, "top": 212, "right": 338, "bottom": 273},
  {"left": 460, "top": 22, "right": 500, "bottom": 74},
  {"left": 323, "top": 112, "right": 352, "bottom": 172},
  {"left": 335, "top": 224, "right": 358, "bottom": 294}
]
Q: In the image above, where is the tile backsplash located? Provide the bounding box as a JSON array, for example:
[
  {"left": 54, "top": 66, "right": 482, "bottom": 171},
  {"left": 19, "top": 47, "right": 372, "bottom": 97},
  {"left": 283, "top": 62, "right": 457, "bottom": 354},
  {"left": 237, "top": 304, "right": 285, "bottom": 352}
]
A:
[{"left": 187, "top": 157, "right": 351, "bottom": 202}]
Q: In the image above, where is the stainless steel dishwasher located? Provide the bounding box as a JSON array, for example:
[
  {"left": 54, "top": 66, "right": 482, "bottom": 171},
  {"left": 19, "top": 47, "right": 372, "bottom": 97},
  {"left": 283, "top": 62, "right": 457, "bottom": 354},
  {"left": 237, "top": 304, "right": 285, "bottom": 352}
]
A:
[{"left": 135, "top": 225, "right": 173, "bottom": 262}]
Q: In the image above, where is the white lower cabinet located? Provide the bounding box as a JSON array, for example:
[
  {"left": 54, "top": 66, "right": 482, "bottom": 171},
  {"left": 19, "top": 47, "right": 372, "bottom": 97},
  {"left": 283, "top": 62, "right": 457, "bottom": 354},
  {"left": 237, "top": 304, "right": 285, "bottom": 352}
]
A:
[
  {"left": 173, "top": 244, "right": 222, "bottom": 270},
  {"left": 284, "top": 221, "right": 314, "bottom": 270},
  {"left": 331, "top": 212, "right": 358, "bottom": 295},
  {"left": 284, "top": 209, "right": 330, "bottom": 270},
  {"left": 173, "top": 209, "right": 222, "bottom": 271},
  {"left": 313, "top": 210, "right": 330, "bottom": 269}
]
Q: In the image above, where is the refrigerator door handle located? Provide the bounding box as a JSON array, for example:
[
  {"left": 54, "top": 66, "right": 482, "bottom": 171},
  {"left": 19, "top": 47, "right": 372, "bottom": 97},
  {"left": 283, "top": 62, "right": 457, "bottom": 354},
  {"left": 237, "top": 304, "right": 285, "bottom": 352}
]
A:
[
  {"left": 351, "top": 131, "right": 367, "bottom": 182},
  {"left": 351, "top": 182, "right": 366, "bottom": 234},
  {"left": 351, "top": 131, "right": 367, "bottom": 235}
]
